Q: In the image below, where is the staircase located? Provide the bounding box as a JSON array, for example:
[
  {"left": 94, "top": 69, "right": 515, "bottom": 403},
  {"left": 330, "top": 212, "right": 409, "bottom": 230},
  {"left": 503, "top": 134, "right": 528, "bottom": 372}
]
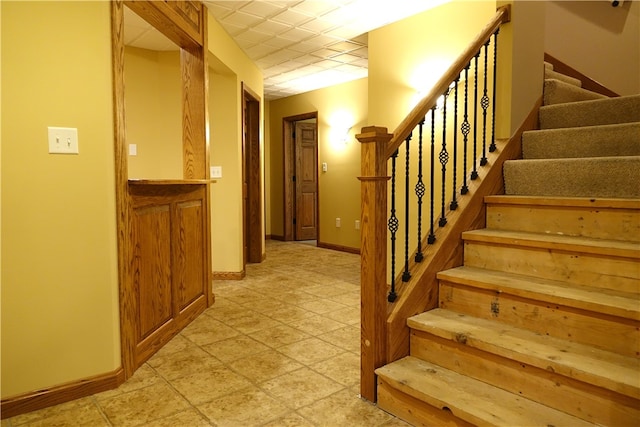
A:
[{"left": 375, "top": 64, "right": 640, "bottom": 426}]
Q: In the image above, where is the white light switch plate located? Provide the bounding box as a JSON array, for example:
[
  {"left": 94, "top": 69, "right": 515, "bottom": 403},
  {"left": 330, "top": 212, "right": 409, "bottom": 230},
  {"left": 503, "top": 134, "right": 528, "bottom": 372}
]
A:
[
  {"left": 48, "top": 127, "right": 79, "bottom": 154},
  {"left": 129, "top": 144, "right": 137, "bottom": 156},
  {"left": 211, "top": 166, "right": 222, "bottom": 179}
]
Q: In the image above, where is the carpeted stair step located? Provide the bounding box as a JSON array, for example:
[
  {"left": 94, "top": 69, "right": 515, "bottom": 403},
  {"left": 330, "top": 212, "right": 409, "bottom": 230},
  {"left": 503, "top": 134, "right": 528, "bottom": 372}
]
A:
[
  {"left": 543, "top": 79, "right": 606, "bottom": 105},
  {"left": 544, "top": 61, "right": 553, "bottom": 71},
  {"left": 545, "top": 68, "right": 582, "bottom": 87},
  {"left": 522, "top": 122, "right": 640, "bottom": 159},
  {"left": 376, "top": 356, "right": 597, "bottom": 427},
  {"left": 503, "top": 155, "right": 640, "bottom": 199},
  {"left": 540, "top": 94, "right": 640, "bottom": 129},
  {"left": 407, "top": 309, "right": 640, "bottom": 425}
]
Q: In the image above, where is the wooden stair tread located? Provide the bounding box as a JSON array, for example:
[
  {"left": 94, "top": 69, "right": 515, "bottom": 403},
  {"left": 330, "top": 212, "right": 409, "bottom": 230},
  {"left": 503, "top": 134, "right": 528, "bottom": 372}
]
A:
[
  {"left": 462, "top": 228, "right": 640, "bottom": 259},
  {"left": 408, "top": 309, "right": 640, "bottom": 399},
  {"left": 376, "top": 356, "right": 597, "bottom": 427},
  {"left": 484, "top": 195, "right": 640, "bottom": 210},
  {"left": 437, "top": 266, "right": 640, "bottom": 319}
]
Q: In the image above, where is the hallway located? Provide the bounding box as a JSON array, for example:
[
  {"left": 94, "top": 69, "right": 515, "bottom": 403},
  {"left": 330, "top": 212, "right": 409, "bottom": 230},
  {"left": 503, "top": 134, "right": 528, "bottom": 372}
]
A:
[{"left": 3, "top": 241, "right": 408, "bottom": 427}]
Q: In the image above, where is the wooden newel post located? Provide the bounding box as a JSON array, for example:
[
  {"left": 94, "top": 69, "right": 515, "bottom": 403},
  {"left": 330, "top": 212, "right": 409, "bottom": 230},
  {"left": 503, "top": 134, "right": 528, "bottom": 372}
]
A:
[{"left": 357, "top": 126, "right": 392, "bottom": 402}]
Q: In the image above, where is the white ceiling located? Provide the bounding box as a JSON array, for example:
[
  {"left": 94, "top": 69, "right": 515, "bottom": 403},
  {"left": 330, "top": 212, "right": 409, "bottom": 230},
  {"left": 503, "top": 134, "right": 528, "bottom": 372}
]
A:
[{"left": 125, "top": 0, "right": 449, "bottom": 100}]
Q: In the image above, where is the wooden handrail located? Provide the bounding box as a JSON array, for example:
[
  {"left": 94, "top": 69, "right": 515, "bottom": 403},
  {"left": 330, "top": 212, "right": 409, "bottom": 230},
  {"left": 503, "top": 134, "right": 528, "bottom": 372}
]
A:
[{"left": 385, "top": 5, "right": 511, "bottom": 159}]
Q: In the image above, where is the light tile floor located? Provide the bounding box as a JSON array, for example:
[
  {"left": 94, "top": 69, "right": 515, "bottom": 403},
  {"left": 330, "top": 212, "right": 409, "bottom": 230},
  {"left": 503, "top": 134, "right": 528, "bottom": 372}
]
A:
[{"left": 4, "top": 241, "right": 410, "bottom": 427}]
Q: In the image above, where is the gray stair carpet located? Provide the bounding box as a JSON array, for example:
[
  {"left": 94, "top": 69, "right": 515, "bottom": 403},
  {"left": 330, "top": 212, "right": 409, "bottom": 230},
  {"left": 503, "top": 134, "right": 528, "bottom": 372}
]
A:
[
  {"left": 545, "top": 69, "right": 582, "bottom": 87},
  {"left": 523, "top": 122, "right": 640, "bottom": 159},
  {"left": 540, "top": 94, "right": 640, "bottom": 129},
  {"left": 543, "top": 79, "right": 607, "bottom": 106},
  {"left": 504, "top": 67, "right": 640, "bottom": 200},
  {"left": 503, "top": 156, "right": 640, "bottom": 198}
]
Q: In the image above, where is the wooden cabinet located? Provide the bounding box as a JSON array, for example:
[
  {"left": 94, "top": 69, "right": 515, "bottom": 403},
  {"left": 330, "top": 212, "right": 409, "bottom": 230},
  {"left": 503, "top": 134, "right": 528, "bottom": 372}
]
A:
[{"left": 129, "top": 182, "right": 209, "bottom": 366}]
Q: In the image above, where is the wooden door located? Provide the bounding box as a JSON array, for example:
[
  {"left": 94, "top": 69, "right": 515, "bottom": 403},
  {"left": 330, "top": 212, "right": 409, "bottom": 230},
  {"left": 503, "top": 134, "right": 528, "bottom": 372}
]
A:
[
  {"left": 294, "top": 122, "right": 318, "bottom": 241},
  {"left": 242, "top": 86, "right": 262, "bottom": 263}
]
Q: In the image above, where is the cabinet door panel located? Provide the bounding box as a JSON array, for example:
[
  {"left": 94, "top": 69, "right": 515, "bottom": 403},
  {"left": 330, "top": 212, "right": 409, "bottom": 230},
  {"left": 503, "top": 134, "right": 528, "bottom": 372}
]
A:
[
  {"left": 132, "top": 205, "right": 173, "bottom": 341},
  {"left": 174, "top": 199, "right": 205, "bottom": 311}
]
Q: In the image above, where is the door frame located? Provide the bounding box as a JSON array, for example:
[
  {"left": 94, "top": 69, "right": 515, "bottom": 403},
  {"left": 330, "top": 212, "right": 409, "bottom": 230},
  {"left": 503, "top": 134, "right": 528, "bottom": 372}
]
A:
[
  {"left": 242, "top": 83, "right": 264, "bottom": 263},
  {"left": 282, "top": 112, "right": 318, "bottom": 241}
]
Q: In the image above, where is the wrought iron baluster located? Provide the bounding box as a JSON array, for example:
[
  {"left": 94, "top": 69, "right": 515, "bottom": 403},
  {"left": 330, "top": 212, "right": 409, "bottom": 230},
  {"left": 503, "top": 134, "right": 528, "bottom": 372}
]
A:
[
  {"left": 439, "top": 89, "right": 449, "bottom": 227},
  {"left": 461, "top": 63, "right": 471, "bottom": 194},
  {"left": 471, "top": 52, "right": 480, "bottom": 180},
  {"left": 450, "top": 77, "right": 460, "bottom": 211},
  {"left": 428, "top": 107, "right": 436, "bottom": 244},
  {"left": 480, "top": 40, "right": 490, "bottom": 166},
  {"left": 489, "top": 29, "right": 499, "bottom": 153},
  {"left": 402, "top": 135, "right": 411, "bottom": 282},
  {"left": 415, "top": 120, "right": 426, "bottom": 262},
  {"left": 387, "top": 149, "right": 399, "bottom": 302}
]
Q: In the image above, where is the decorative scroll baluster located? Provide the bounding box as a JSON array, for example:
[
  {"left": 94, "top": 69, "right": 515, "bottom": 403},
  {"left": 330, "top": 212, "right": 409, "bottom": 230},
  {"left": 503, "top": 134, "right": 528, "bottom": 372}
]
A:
[
  {"left": 489, "top": 29, "right": 499, "bottom": 153},
  {"left": 439, "top": 90, "right": 449, "bottom": 227},
  {"left": 471, "top": 52, "right": 480, "bottom": 180},
  {"left": 428, "top": 107, "right": 436, "bottom": 244},
  {"left": 480, "top": 40, "right": 490, "bottom": 166},
  {"left": 450, "top": 77, "right": 459, "bottom": 211},
  {"left": 402, "top": 135, "right": 412, "bottom": 282},
  {"left": 461, "top": 63, "right": 471, "bottom": 194},
  {"left": 415, "top": 120, "right": 426, "bottom": 262},
  {"left": 387, "top": 149, "right": 399, "bottom": 302}
]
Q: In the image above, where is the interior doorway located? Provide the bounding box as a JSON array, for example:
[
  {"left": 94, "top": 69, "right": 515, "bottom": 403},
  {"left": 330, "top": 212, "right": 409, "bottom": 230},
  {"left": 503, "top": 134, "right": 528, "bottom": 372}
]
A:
[
  {"left": 283, "top": 112, "right": 319, "bottom": 242},
  {"left": 242, "top": 84, "right": 263, "bottom": 264}
]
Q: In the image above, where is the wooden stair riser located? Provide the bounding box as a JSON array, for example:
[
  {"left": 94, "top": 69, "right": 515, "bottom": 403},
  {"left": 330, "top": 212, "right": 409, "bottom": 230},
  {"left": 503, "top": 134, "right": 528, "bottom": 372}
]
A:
[
  {"left": 439, "top": 281, "right": 640, "bottom": 357},
  {"left": 377, "top": 380, "right": 474, "bottom": 427},
  {"left": 410, "top": 331, "right": 640, "bottom": 426},
  {"left": 486, "top": 203, "right": 640, "bottom": 242},
  {"left": 463, "top": 241, "right": 639, "bottom": 293},
  {"left": 376, "top": 356, "right": 596, "bottom": 427}
]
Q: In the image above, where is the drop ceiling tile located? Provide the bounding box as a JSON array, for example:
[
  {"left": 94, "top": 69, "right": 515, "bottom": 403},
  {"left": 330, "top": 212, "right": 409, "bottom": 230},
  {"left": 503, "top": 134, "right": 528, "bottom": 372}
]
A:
[
  {"left": 349, "top": 47, "right": 368, "bottom": 58},
  {"left": 252, "top": 19, "right": 291, "bottom": 35},
  {"left": 271, "top": 9, "right": 313, "bottom": 26},
  {"left": 239, "top": 1, "right": 284, "bottom": 17},
  {"left": 263, "top": 36, "right": 296, "bottom": 49},
  {"left": 331, "top": 53, "right": 361, "bottom": 64},
  {"left": 311, "top": 48, "right": 341, "bottom": 59},
  {"left": 290, "top": 1, "right": 341, "bottom": 18},
  {"left": 335, "top": 63, "right": 367, "bottom": 74},
  {"left": 324, "top": 26, "right": 360, "bottom": 40},
  {"left": 298, "top": 18, "right": 336, "bottom": 34},
  {"left": 313, "top": 59, "right": 345, "bottom": 70},
  {"left": 320, "top": 3, "right": 360, "bottom": 25},
  {"left": 287, "top": 41, "right": 321, "bottom": 54},
  {"left": 303, "top": 34, "right": 343, "bottom": 49},
  {"left": 279, "top": 27, "right": 316, "bottom": 42},
  {"left": 236, "top": 28, "right": 272, "bottom": 44},
  {"left": 222, "top": 10, "right": 263, "bottom": 28},
  {"left": 327, "top": 40, "right": 364, "bottom": 52},
  {"left": 245, "top": 43, "right": 279, "bottom": 59},
  {"left": 352, "top": 58, "right": 369, "bottom": 67},
  {"left": 220, "top": 22, "right": 247, "bottom": 36}
]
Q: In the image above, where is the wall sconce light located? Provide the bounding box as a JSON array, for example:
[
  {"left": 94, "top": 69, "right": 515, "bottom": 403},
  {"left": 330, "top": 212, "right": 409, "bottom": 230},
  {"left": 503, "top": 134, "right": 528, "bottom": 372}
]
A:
[{"left": 336, "top": 126, "right": 352, "bottom": 144}]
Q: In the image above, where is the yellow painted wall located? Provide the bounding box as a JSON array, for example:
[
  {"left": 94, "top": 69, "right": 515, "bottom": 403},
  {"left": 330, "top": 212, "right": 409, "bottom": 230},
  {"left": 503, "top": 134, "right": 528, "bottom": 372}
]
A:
[
  {"left": 1, "top": 1, "right": 120, "bottom": 398},
  {"left": 125, "top": 48, "right": 182, "bottom": 180},
  {"left": 496, "top": 0, "right": 545, "bottom": 137},
  {"left": 207, "top": 13, "right": 264, "bottom": 274},
  {"left": 545, "top": 0, "right": 639, "bottom": 96},
  {"left": 267, "top": 78, "right": 368, "bottom": 250},
  {"left": 368, "top": 1, "right": 496, "bottom": 131}
]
